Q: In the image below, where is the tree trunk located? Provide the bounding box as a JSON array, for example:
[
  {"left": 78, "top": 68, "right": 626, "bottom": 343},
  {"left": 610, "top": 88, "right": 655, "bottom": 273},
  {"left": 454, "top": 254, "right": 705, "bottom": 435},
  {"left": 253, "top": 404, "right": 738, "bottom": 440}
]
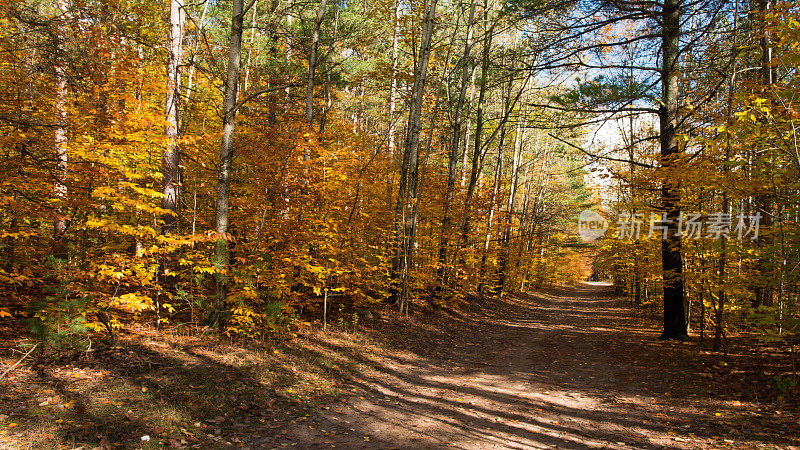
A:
[
  {"left": 213, "top": 0, "right": 246, "bottom": 313},
  {"left": 392, "top": 0, "right": 438, "bottom": 310},
  {"left": 461, "top": 68, "right": 476, "bottom": 188},
  {"left": 162, "top": 0, "right": 184, "bottom": 236},
  {"left": 713, "top": 209, "right": 728, "bottom": 351},
  {"left": 52, "top": 0, "right": 70, "bottom": 261},
  {"left": 185, "top": 0, "right": 209, "bottom": 104},
  {"left": 387, "top": 0, "right": 400, "bottom": 156},
  {"left": 478, "top": 131, "right": 503, "bottom": 299},
  {"left": 306, "top": 0, "right": 328, "bottom": 130},
  {"left": 753, "top": 0, "right": 774, "bottom": 308},
  {"left": 436, "top": 0, "right": 476, "bottom": 295},
  {"left": 714, "top": 1, "right": 739, "bottom": 352},
  {"left": 628, "top": 115, "right": 642, "bottom": 306},
  {"left": 459, "top": 11, "right": 493, "bottom": 259},
  {"left": 699, "top": 257, "right": 706, "bottom": 343},
  {"left": 658, "top": 0, "right": 688, "bottom": 341},
  {"left": 319, "top": 4, "right": 339, "bottom": 135},
  {"left": 243, "top": 0, "right": 259, "bottom": 94},
  {"left": 497, "top": 103, "right": 524, "bottom": 295}
]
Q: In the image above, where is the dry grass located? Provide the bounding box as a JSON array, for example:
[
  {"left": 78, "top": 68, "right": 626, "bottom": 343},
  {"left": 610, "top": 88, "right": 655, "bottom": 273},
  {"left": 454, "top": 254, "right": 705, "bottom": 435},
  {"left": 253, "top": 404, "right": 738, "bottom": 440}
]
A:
[{"left": 0, "top": 319, "right": 387, "bottom": 449}]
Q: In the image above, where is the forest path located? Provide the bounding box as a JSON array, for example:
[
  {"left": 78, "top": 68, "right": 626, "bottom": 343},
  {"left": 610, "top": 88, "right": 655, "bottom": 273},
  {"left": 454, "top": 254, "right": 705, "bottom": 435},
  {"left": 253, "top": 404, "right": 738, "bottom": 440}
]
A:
[{"left": 257, "top": 283, "right": 792, "bottom": 449}]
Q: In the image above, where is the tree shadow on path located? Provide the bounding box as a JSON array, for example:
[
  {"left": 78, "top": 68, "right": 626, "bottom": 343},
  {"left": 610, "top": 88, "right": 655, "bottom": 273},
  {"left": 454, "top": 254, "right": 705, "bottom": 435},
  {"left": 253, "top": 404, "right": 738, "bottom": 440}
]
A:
[{"left": 256, "top": 282, "right": 800, "bottom": 449}]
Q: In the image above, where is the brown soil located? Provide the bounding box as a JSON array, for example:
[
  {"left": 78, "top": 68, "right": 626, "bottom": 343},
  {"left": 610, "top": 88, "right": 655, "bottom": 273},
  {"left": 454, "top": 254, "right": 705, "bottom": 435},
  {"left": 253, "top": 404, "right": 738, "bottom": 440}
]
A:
[
  {"left": 2, "top": 283, "right": 798, "bottom": 449},
  {"left": 257, "top": 282, "right": 799, "bottom": 449}
]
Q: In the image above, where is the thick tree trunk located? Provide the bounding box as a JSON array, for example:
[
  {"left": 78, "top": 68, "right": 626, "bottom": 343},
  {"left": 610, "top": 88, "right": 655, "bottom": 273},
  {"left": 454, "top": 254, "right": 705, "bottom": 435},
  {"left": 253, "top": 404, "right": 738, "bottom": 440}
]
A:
[
  {"left": 214, "top": 0, "right": 246, "bottom": 312},
  {"left": 436, "top": 0, "right": 476, "bottom": 295},
  {"left": 658, "top": 0, "right": 688, "bottom": 341},
  {"left": 162, "top": 0, "right": 184, "bottom": 236}
]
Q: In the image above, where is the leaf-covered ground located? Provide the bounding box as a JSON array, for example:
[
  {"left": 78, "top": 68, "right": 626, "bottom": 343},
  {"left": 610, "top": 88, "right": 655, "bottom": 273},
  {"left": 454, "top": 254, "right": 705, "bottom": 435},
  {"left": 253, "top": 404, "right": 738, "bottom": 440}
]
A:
[{"left": 2, "top": 283, "right": 799, "bottom": 448}]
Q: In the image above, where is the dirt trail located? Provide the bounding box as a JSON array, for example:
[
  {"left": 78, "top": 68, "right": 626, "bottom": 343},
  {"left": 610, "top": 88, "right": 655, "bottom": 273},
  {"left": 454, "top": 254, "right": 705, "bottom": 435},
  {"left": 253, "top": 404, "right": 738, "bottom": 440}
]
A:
[{"left": 257, "top": 283, "right": 797, "bottom": 449}]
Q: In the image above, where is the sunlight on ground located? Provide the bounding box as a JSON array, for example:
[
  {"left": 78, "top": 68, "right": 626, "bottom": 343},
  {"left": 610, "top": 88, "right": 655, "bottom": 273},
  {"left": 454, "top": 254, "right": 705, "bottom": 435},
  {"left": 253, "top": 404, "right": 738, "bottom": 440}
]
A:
[{"left": 2, "top": 285, "right": 796, "bottom": 449}]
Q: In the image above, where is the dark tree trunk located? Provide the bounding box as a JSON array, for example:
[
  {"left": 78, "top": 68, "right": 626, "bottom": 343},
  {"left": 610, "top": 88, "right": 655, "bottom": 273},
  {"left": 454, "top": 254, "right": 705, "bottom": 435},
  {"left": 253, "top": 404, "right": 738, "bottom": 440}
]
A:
[
  {"left": 714, "top": 0, "right": 740, "bottom": 352},
  {"left": 753, "top": 0, "right": 774, "bottom": 308},
  {"left": 658, "top": 0, "right": 688, "bottom": 341}
]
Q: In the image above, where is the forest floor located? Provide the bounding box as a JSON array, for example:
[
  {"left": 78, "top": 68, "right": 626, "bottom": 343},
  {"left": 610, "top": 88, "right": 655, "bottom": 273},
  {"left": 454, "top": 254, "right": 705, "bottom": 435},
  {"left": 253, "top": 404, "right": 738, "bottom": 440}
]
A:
[{"left": 2, "top": 282, "right": 799, "bottom": 449}]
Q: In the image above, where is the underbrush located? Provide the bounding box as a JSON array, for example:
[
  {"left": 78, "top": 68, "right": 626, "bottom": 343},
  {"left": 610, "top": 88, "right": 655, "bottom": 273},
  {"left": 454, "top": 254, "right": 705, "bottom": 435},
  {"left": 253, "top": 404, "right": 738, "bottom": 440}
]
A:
[{"left": 0, "top": 314, "right": 387, "bottom": 449}]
